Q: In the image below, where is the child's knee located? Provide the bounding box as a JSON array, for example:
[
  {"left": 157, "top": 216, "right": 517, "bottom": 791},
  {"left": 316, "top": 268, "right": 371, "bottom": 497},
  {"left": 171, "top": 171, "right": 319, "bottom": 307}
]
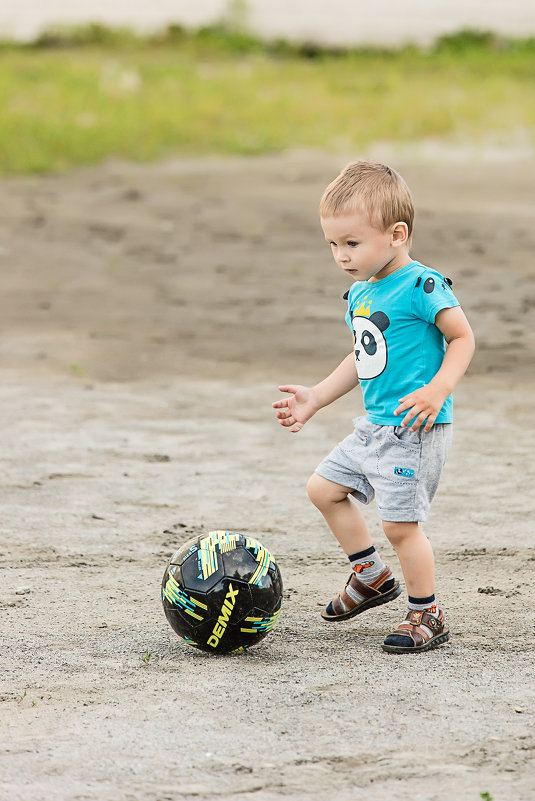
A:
[
  {"left": 307, "top": 473, "right": 347, "bottom": 509},
  {"left": 382, "top": 520, "right": 418, "bottom": 545},
  {"left": 306, "top": 473, "right": 325, "bottom": 507}
]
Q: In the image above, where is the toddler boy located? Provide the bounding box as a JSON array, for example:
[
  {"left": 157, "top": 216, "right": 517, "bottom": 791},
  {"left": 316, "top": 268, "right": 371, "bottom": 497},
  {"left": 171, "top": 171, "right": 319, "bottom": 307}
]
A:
[{"left": 273, "top": 161, "right": 474, "bottom": 653}]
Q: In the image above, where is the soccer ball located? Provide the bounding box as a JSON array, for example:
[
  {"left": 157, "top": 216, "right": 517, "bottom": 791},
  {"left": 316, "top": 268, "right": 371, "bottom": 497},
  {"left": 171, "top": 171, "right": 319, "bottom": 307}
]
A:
[{"left": 162, "top": 530, "right": 283, "bottom": 654}]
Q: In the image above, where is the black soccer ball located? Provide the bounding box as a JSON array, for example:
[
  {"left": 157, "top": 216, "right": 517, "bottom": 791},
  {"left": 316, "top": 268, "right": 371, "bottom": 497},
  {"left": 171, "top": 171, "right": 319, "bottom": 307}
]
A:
[{"left": 162, "top": 531, "right": 283, "bottom": 654}]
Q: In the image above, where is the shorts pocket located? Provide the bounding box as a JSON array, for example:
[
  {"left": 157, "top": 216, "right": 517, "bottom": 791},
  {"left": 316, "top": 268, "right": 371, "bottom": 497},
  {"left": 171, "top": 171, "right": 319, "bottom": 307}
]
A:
[
  {"left": 388, "top": 426, "right": 422, "bottom": 448},
  {"left": 377, "top": 430, "right": 422, "bottom": 483}
]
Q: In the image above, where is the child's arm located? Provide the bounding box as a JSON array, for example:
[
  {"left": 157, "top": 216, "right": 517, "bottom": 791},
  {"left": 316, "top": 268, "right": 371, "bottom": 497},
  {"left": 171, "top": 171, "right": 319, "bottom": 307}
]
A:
[
  {"left": 394, "top": 305, "right": 475, "bottom": 432},
  {"left": 273, "top": 353, "right": 358, "bottom": 433}
]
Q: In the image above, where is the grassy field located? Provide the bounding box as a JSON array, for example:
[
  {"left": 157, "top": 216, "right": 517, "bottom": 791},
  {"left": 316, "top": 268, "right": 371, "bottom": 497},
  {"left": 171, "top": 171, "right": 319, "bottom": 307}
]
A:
[{"left": 1, "top": 27, "right": 534, "bottom": 174}]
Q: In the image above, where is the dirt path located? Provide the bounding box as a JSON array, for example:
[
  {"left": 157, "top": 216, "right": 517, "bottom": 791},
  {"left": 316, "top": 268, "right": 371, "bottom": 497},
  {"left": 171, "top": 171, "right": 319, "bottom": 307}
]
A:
[{"left": 0, "top": 153, "right": 534, "bottom": 800}]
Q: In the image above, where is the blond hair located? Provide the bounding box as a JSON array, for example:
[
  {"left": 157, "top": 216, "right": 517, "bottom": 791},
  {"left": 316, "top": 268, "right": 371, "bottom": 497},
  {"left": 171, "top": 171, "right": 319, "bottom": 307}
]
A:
[{"left": 319, "top": 161, "right": 414, "bottom": 237}]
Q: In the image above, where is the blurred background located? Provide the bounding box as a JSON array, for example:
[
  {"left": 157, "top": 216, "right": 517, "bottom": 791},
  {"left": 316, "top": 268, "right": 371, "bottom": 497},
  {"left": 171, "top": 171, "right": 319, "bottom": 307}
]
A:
[
  {"left": 0, "top": 0, "right": 533, "bottom": 383},
  {"left": 1, "top": 0, "right": 535, "bottom": 174},
  {"left": 4, "top": 0, "right": 535, "bottom": 46}
]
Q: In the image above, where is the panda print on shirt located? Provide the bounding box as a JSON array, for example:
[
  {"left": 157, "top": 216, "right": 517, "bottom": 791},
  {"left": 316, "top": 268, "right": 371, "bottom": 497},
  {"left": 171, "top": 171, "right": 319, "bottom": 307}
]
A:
[
  {"left": 347, "top": 268, "right": 454, "bottom": 382},
  {"left": 351, "top": 310, "right": 390, "bottom": 380}
]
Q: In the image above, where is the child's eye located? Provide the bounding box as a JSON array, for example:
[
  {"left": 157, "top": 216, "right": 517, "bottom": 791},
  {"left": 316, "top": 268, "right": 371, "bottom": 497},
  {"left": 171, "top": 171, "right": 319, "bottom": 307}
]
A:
[{"left": 347, "top": 240, "right": 358, "bottom": 247}]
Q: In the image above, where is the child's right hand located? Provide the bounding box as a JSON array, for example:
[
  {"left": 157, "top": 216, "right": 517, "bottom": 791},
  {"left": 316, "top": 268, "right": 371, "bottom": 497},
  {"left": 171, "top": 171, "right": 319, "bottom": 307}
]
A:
[{"left": 272, "top": 385, "right": 321, "bottom": 433}]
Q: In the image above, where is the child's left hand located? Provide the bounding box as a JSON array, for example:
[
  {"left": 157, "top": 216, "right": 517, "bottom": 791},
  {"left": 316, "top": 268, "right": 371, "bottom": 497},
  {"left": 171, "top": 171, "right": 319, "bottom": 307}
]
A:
[{"left": 394, "top": 384, "right": 447, "bottom": 432}]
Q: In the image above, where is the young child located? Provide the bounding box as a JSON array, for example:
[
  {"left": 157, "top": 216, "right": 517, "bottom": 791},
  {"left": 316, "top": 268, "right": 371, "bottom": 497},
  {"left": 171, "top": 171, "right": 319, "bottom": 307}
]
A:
[{"left": 273, "top": 161, "right": 474, "bottom": 653}]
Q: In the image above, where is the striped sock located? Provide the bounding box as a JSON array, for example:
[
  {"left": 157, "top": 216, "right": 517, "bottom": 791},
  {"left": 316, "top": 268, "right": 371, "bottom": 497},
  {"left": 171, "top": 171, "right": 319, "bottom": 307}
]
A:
[
  {"left": 345, "top": 546, "right": 389, "bottom": 606},
  {"left": 408, "top": 594, "right": 437, "bottom": 613}
]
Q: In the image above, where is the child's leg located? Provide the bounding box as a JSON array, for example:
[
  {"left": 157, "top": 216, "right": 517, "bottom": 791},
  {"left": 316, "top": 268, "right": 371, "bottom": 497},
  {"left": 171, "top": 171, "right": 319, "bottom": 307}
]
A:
[
  {"left": 381, "top": 520, "right": 449, "bottom": 653},
  {"left": 306, "top": 473, "right": 372, "bottom": 555},
  {"left": 307, "top": 473, "right": 401, "bottom": 620},
  {"left": 381, "top": 521, "right": 434, "bottom": 598}
]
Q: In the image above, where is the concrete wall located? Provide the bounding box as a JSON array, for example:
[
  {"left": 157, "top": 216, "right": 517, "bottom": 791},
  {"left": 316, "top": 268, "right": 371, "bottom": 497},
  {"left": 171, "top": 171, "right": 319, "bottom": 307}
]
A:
[{"left": 3, "top": 0, "right": 535, "bottom": 46}]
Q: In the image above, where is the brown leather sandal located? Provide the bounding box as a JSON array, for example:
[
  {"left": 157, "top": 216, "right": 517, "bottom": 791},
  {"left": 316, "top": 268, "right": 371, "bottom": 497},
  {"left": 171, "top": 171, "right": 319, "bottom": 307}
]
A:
[
  {"left": 382, "top": 608, "right": 450, "bottom": 653},
  {"left": 321, "top": 566, "right": 401, "bottom": 621}
]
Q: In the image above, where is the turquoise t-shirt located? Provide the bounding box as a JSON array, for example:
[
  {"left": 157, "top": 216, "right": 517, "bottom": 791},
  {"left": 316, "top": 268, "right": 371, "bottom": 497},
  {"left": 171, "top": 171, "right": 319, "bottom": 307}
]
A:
[{"left": 344, "top": 261, "right": 460, "bottom": 425}]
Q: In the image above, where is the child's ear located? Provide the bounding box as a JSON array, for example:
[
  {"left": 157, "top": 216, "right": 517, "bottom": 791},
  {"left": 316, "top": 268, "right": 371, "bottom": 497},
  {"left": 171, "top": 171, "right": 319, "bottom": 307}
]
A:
[{"left": 391, "top": 221, "right": 409, "bottom": 247}]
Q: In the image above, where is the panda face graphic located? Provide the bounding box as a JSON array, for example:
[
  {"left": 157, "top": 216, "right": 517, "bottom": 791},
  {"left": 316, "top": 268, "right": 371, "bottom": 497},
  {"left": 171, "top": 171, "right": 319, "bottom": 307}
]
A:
[{"left": 351, "top": 310, "right": 390, "bottom": 379}]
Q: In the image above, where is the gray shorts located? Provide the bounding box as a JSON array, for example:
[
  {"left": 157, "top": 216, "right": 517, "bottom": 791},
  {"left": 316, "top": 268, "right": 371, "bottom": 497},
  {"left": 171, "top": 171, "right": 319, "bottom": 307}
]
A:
[{"left": 315, "top": 417, "right": 452, "bottom": 522}]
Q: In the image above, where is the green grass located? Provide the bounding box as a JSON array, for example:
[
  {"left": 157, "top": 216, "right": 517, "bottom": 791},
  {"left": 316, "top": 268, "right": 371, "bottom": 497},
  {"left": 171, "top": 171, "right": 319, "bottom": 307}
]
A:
[{"left": 1, "top": 27, "right": 534, "bottom": 174}]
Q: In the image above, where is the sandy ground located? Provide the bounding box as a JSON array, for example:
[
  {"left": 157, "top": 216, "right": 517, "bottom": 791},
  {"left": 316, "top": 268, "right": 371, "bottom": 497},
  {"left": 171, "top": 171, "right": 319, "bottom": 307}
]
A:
[{"left": 0, "top": 152, "right": 534, "bottom": 801}]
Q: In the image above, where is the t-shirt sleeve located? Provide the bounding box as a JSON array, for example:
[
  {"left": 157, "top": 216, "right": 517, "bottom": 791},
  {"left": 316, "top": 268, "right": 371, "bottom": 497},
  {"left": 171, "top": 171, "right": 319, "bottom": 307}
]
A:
[
  {"left": 344, "top": 288, "right": 354, "bottom": 331},
  {"left": 411, "top": 272, "right": 460, "bottom": 323}
]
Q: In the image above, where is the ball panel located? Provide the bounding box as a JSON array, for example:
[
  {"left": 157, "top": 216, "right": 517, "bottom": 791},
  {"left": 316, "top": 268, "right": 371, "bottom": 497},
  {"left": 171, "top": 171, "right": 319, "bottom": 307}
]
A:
[
  {"left": 168, "top": 535, "right": 200, "bottom": 566},
  {"left": 189, "top": 621, "right": 249, "bottom": 654},
  {"left": 221, "top": 545, "right": 259, "bottom": 582},
  {"left": 250, "top": 586, "right": 282, "bottom": 615},
  {"left": 243, "top": 537, "right": 277, "bottom": 585},
  {"left": 180, "top": 547, "right": 224, "bottom": 593},
  {"left": 191, "top": 578, "right": 254, "bottom": 653},
  {"left": 237, "top": 604, "right": 282, "bottom": 638},
  {"left": 161, "top": 566, "right": 210, "bottom": 635},
  {"left": 162, "top": 605, "right": 198, "bottom": 644},
  {"left": 250, "top": 566, "right": 283, "bottom": 614},
  {"left": 207, "top": 577, "right": 253, "bottom": 621}
]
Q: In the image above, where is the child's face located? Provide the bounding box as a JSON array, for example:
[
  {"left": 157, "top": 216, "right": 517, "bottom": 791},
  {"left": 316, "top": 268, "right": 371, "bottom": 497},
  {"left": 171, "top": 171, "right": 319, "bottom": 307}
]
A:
[{"left": 320, "top": 209, "right": 408, "bottom": 282}]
